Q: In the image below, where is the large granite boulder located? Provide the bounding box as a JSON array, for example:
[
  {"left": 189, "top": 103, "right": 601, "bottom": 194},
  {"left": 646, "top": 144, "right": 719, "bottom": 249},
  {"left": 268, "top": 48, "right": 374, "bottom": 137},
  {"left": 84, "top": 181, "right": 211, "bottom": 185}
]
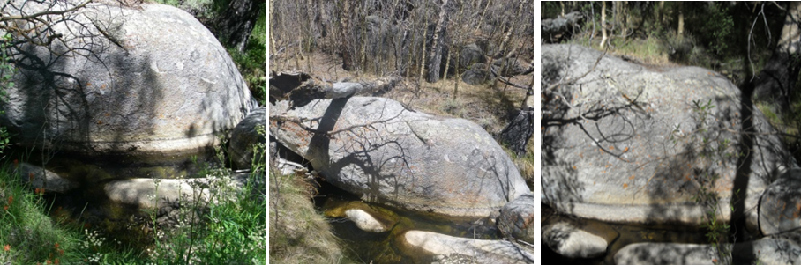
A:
[
  {"left": 270, "top": 97, "right": 530, "bottom": 217},
  {"left": 542, "top": 44, "right": 796, "bottom": 226},
  {"left": 1, "top": 3, "right": 252, "bottom": 155},
  {"left": 229, "top": 108, "right": 266, "bottom": 170}
]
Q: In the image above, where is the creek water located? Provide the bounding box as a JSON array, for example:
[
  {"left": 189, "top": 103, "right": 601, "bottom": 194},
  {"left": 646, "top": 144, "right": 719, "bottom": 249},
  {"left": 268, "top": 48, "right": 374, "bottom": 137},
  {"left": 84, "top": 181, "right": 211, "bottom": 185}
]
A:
[
  {"left": 313, "top": 181, "right": 503, "bottom": 264},
  {"left": 542, "top": 206, "right": 715, "bottom": 264},
  {"left": 10, "top": 149, "right": 221, "bottom": 252}
]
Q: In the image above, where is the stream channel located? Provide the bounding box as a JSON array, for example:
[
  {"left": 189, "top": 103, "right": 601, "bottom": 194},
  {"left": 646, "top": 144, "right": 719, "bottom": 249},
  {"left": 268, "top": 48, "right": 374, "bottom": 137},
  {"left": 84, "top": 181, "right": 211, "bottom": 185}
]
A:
[
  {"left": 313, "top": 181, "right": 503, "bottom": 263},
  {"left": 13, "top": 148, "right": 221, "bottom": 251},
  {"left": 542, "top": 205, "right": 717, "bottom": 264}
]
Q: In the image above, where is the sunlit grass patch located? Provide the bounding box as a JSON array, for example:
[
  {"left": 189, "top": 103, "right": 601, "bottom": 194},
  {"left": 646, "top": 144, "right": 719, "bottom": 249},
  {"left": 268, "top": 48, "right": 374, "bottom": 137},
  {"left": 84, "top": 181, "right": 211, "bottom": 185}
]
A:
[{"left": 269, "top": 169, "right": 345, "bottom": 264}]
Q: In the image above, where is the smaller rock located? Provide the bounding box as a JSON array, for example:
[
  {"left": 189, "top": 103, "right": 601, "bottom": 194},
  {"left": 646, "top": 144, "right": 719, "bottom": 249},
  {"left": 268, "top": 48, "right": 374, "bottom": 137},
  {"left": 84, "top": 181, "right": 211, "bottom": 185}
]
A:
[
  {"left": 229, "top": 107, "right": 266, "bottom": 170},
  {"left": 431, "top": 254, "right": 477, "bottom": 264},
  {"left": 542, "top": 223, "right": 608, "bottom": 259},
  {"left": 498, "top": 193, "right": 535, "bottom": 244},
  {"left": 16, "top": 162, "right": 78, "bottom": 193},
  {"left": 614, "top": 243, "right": 715, "bottom": 265},
  {"left": 345, "top": 209, "right": 387, "bottom": 232},
  {"left": 731, "top": 238, "right": 801, "bottom": 265},
  {"left": 104, "top": 175, "right": 247, "bottom": 210},
  {"left": 459, "top": 43, "right": 486, "bottom": 70},
  {"left": 759, "top": 168, "right": 801, "bottom": 235},
  {"left": 491, "top": 58, "right": 526, "bottom": 77},
  {"left": 461, "top": 64, "right": 490, "bottom": 85},
  {"left": 274, "top": 157, "right": 307, "bottom": 176},
  {"left": 323, "top": 199, "right": 397, "bottom": 232},
  {"left": 326, "top": 82, "right": 364, "bottom": 99},
  {"left": 615, "top": 239, "right": 801, "bottom": 265},
  {"left": 402, "top": 231, "right": 534, "bottom": 264}
]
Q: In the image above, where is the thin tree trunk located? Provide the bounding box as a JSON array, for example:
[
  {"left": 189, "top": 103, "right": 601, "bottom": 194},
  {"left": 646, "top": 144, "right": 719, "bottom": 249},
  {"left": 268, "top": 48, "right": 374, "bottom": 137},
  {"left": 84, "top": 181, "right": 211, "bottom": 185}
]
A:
[
  {"left": 428, "top": 0, "right": 450, "bottom": 83},
  {"left": 269, "top": 0, "right": 275, "bottom": 57},
  {"left": 677, "top": 2, "right": 684, "bottom": 39},
  {"left": 476, "top": 0, "right": 491, "bottom": 31},
  {"left": 601, "top": 1, "right": 607, "bottom": 48},
  {"left": 417, "top": 5, "right": 429, "bottom": 91},
  {"left": 656, "top": 1, "right": 663, "bottom": 29},
  {"left": 340, "top": 0, "right": 354, "bottom": 70},
  {"left": 753, "top": 1, "right": 801, "bottom": 114},
  {"left": 216, "top": 0, "right": 262, "bottom": 52}
]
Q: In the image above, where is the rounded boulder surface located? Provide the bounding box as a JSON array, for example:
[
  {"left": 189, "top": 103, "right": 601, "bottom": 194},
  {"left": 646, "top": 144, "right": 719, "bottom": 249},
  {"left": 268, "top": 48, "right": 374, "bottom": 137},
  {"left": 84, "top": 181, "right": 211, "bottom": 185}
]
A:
[
  {"left": 541, "top": 44, "right": 795, "bottom": 225},
  {"left": 229, "top": 108, "right": 266, "bottom": 170},
  {"left": 271, "top": 97, "right": 530, "bottom": 217},
  {"left": 498, "top": 193, "right": 535, "bottom": 244},
  {"left": 2, "top": 3, "right": 252, "bottom": 155},
  {"left": 542, "top": 223, "right": 608, "bottom": 259},
  {"left": 401, "top": 231, "right": 535, "bottom": 264},
  {"left": 759, "top": 168, "right": 801, "bottom": 236},
  {"left": 344, "top": 209, "right": 388, "bottom": 232}
]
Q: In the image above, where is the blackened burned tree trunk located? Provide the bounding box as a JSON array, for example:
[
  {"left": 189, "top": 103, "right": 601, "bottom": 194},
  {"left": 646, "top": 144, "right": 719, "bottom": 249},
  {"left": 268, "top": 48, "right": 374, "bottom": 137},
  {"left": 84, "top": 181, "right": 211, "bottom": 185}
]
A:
[
  {"left": 427, "top": 0, "right": 451, "bottom": 83},
  {"left": 499, "top": 103, "right": 534, "bottom": 155},
  {"left": 753, "top": 2, "right": 801, "bottom": 115},
  {"left": 340, "top": 0, "right": 355, "bottom": 70},
  {"left": 216, "top": 0, "right": 263, "bottom": 52},
  {"left": 500, "top": 87, "right": 536, "bottom": 156}
]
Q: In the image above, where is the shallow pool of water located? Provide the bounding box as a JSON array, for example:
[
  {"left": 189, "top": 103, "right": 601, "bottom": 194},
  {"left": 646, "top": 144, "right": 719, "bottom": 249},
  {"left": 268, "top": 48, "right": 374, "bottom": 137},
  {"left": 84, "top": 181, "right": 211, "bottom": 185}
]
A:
[
  {"left": 543, "top": 206, "right": 715, "bottom": 264},
  {"left": 314, "top": 182, "right": 503, "bottom": 264}
]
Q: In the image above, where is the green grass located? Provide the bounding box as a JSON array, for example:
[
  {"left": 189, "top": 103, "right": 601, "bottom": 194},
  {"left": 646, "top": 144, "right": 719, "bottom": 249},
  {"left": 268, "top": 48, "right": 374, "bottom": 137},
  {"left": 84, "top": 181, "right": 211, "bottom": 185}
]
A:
[
  {"left": 0, "top": 159, "right": 142, "bottom": 264},
  {"left": 143, "top": 129, "right": 267, "bottom": 264},
  {"left": 0, "top": 128, "right": 267, "bottom": 264},
  {"left": 502, "top": 145, "right": 535, "bottom": 192},
  {"left": 228, "top": 12, "right": 267, "bottom": 107},
  {"left": 0, "top": 160, "right": 84, "bottom": 264}
]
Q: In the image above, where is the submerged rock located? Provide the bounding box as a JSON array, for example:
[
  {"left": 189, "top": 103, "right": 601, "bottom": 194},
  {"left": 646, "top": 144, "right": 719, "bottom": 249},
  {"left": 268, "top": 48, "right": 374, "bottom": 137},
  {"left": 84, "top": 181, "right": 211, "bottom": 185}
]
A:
[
  {"left": 103, "top": 174, "right": 246, "bottom": 209},
  {"left": 271, "top": 97, "right": 530, "bottom": 217},
  {"left": 541, "top": 44, "right": 795, "bottom": 226},
  {"left": 345, "top": 209, "right": 388, "bottom": 232},
  {"left": 16, "top": 162, "right": 78, "bottom": 194},
  {"left": 323, "top": 199, "right": 398, "bottom": 233},
  {"left": 543, "top": 223, "right": 608, "bottom": 259},
  {"left": 401, "top": 231, "right": 535, "bottom": 264}
]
